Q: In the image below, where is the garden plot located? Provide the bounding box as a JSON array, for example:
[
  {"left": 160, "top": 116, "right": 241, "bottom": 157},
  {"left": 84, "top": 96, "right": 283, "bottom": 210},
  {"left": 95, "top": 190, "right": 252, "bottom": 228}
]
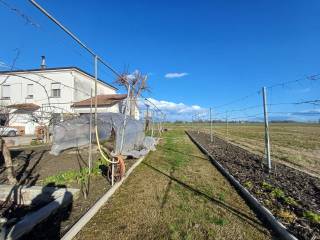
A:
[
  {"left": 199, "top": 123, "right": 320, "bottom": 177},
  {"left": 188, "top": 131, "right": 320, "bottom": 240},
  {"left": 0, "top": 145, "right": 138, "bottom": 239},
  {"left": 74, "top": 129, "right": 271, "bottom": 240}
]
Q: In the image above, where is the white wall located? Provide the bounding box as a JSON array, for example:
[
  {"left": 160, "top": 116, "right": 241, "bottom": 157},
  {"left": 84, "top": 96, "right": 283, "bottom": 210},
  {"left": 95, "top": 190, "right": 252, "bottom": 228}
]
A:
[
  {"left": 73, "top": 71, "right": 116, "bottom": 102},
  {"left": 9, "top": 113, "right": 38, "bottom": 135},
  {"left": 0, "top": 69, "right": 74, "bottom": 113},
  {"left": 73, "top": 104, "right": 120, "bottom": 114},
  {"left": 0, "top": 68, "right": 118, "bottom": 134}
]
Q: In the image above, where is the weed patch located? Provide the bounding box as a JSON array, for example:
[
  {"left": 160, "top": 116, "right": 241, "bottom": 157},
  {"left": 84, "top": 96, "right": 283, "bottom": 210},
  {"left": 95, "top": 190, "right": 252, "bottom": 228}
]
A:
[
  {"left": 303, "top": 211, "right": 320, "bottom": 224},
  {"left": 42, "top": 157, "right": 107, "bottom": 186}
]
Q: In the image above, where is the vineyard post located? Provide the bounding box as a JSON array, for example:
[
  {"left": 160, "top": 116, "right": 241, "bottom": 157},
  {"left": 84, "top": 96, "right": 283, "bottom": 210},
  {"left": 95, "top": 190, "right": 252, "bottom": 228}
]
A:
[
  {"left": 262, "top": 86, "right": 271, "bottom": 172},
  {"left": 197, "top": 113, "right": 200, "bottom": 134},
  {"left": 210, "top": 108, "right": 213, "bottom": 142},
  {"left": 226, "top": 111, "right": 228, "bottom": 139},
  {"left": 151, "top": 110, "right": 154, "bottom": 137},
  {"left": 191, "top": 115, "right": 193, "bottom": 129}
]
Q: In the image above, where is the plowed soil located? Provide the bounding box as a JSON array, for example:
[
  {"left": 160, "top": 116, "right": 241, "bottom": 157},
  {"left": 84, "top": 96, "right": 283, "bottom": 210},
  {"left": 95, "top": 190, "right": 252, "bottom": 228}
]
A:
[{"left": 188, "top": 131, "right": 320, "bottom": 240}]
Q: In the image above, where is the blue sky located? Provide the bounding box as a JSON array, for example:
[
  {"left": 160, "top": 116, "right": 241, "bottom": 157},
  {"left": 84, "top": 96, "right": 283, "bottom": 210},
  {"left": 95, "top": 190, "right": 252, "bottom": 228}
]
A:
[{"left": 1, "top": 0, "right": 320, "bottom": 121}]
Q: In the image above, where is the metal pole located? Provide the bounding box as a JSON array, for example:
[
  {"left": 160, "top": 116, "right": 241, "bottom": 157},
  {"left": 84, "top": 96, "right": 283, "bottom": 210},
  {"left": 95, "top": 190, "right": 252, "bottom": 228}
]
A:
[
  {"left": 120, "top": 85, "right": 131, "bottom": 153},
  {"left": 226, "top": 111, "right": 229, "bottom": 139},
  {"left": 262, "top": 87, "right": 271, "bottom": 172},
  {"left": 94, "top": 56, "right": 98, "bottom": 126},
  {"left": 191, "top": 116, "right": 193, "bottom": 130},
  {"left": 197, "top": 114, "right": 200, "bottom": 134},
  {"left": 151, "top": 111, "right": 154, "bottom": 137},
  {"left": 111, "top": 162, "right": 114, "bottom": 186},
  {"left": 157, "top": 114, "right": 161, "bottom": 137},
  {"left": 88, "top": 62, "right": 94, "bottom": 175},
  {"left": 29, "top": 0, "right": 123, "bottom": 79},
  {"left": 146, "top": 104, "right": 149, "bottom": 132},
  {"left": 210, "top": 108, "right": 213, "bottom": 142},
  {"left": 159, "top": 113, "right": 162, "bottom": 136}
]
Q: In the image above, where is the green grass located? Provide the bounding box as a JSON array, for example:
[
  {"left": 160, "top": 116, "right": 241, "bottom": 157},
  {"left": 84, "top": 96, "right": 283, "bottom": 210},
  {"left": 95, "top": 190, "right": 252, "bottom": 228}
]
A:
[{"left": 75, "top": 128, "right": 271, "bottom": 240}]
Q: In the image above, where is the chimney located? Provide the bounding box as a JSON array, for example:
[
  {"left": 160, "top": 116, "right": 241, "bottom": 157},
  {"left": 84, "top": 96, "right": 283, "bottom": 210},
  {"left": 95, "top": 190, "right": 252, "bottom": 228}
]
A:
[{"left": 40, "top": 56, "right": 46, "bottom": 69}]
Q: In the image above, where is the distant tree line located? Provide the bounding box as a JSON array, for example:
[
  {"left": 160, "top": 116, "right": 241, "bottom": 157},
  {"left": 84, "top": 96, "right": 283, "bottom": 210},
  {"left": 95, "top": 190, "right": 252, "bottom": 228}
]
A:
[{"left": 166, "top": 120, "right": 320, "bottom": 124}]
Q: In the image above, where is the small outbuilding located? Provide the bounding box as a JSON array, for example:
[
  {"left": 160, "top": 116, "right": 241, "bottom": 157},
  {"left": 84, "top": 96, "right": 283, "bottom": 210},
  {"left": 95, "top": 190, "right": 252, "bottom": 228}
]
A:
[
  {"left": 7, "top": 103, "right": 41, "bottom": 135},
  {"left": 71, "top": 94, "right": 127, "bottom": 114}
]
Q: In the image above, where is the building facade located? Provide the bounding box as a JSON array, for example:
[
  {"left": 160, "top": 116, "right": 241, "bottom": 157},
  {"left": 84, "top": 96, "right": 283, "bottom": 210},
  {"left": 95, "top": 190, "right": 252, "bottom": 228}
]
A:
[{"left": 0, "top": 66, "right": 122, "bottom": 135}]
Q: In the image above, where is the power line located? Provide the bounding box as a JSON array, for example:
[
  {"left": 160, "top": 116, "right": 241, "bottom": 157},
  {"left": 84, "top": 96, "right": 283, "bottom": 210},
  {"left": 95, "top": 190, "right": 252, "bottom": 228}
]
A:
[
  {"left": 212, "top": 99, "right": 320, "bottom": 117},
  {"left": 0, "top": 49, "right": 20, "bottom": 85},
  {"left": 213, "top": 91, "right": 261, "bottom": 110},
  {"left": 294, "top": 99, "right": 320, "bottom": 106},
  {"left": 29, "top": 0, "right": 123, "bottom": 80},
  {"left": 266, "top": 74, "right": 320, "bottom": 90},
  {"left": 0, "top": 0, "right": 40, "bottom": 27},
  {"left": 210, "top": 73, "right": 320, "bottom": 112}
]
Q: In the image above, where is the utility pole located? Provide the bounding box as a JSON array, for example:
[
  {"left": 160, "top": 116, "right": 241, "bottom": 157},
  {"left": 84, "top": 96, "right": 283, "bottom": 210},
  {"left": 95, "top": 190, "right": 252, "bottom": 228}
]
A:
[
  {"left": 210, "top": 108, "right": 213, "bottom": 142},
  {"left": 262, "top": 87, "right": 271, "bottom": 172}
]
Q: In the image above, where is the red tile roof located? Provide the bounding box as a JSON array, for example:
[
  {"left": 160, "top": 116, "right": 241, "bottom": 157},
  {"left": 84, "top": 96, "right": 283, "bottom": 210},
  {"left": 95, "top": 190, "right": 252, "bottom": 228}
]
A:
[
  {"left": 7, "top": 103, "right": 40, "bottom": 111},
  {"left": 71, "top": 94, "right": 127, "bottom": 108}
]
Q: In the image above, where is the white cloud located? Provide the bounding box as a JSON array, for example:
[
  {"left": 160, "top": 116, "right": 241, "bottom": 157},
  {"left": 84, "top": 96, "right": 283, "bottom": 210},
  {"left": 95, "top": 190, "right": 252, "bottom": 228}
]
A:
[
  {"left": 141, "top": 98, "right": 206, "bottom": 121},
  {"left": 126, "top": 70, "right": 139, "bottom": 80},
  {"left": 164, "top": 72, "right": 188, "bottom": 79},
  {"left": 0, "top": 61, "right": 9, "bottom": 69}
]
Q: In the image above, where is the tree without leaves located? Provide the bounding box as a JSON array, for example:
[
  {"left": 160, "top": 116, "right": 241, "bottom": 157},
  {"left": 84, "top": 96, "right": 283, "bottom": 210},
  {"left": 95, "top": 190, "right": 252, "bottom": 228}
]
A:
[{"left": 115, "top": 69, "right": 149, "bottom": 118}]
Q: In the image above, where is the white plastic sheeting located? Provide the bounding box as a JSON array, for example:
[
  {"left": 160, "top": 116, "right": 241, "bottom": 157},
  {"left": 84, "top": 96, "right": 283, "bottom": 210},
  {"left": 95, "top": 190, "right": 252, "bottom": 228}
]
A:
[{"left": 50, "top": 113, "right": 156, "bottom": 158}]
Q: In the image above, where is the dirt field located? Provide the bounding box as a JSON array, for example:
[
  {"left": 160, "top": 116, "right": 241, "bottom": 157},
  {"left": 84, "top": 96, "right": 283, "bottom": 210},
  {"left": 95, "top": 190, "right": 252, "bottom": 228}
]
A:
[
  {"left": 188, "top": 131, "right": 320, "bottom": 240},
  {"left": 1, "top": 145, "right": 99, "bottom": 186},
  {"left": 75, "top": 129, "right": 271, "bottom": 240},
  {"left": 0, "top": 145, "right": 137, "bottom": 239},
  {"left": 182, "top": 122, "right": 320, "bottom": 176}
]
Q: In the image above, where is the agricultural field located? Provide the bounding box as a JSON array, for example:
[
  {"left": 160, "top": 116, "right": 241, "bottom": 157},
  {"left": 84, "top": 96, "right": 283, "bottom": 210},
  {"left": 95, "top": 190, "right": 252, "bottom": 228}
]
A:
[
  {"left": 188, "top": 130, "right": 320, "bottom": 239},
  {"left": 184, "top": 122, "right": 320, "bottom": 177}
]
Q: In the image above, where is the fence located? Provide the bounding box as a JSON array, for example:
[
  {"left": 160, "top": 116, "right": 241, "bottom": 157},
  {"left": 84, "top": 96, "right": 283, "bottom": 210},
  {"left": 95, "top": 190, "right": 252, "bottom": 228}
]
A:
[{"left": 189, "top": 76, "right": 320, "bottom": 176}]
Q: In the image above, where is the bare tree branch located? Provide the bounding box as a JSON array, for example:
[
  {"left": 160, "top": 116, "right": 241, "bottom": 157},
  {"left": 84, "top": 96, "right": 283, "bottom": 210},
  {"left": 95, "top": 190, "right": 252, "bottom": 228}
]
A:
[{"left": 115, "top": 69, "right": 150, "bottom": 117}]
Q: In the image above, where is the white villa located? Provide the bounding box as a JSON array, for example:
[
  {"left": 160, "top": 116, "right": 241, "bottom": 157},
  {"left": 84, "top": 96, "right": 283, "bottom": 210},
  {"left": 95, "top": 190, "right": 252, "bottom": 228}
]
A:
[{"left": 0, "top": 58, "right": 128, "bottom": 135}]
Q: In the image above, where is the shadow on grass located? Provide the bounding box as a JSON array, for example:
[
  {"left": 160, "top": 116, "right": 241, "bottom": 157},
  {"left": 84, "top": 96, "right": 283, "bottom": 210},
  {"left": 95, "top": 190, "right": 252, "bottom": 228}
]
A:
[
  {"left": 143, "top": 162, "right": 269, "bottom": 234},
  {"left": 160, "top": 167, "right": 175, "bottom": 209}
]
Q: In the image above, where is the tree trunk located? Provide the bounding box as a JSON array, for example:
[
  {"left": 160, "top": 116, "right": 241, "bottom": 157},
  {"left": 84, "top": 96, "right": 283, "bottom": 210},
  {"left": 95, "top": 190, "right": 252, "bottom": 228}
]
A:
[
  {"left": 129, "top": 92, "right": 136, "bottom": 118},
  {"left": 1, "top": 138, "right": 17, "bottom": 184}
]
